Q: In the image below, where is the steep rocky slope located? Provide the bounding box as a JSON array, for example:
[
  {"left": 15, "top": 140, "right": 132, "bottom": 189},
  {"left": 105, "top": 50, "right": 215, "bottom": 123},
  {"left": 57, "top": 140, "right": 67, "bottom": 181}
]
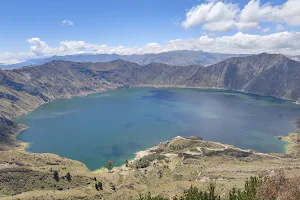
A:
[
  {"left": 0, "top": 61, "right": 124, "bottom": 118},
  {"left": 0, "top": 117, "right": 27, "bottom": 150},
  {"left": 140, "top": 53, "right": 300, "bottom": 101}
]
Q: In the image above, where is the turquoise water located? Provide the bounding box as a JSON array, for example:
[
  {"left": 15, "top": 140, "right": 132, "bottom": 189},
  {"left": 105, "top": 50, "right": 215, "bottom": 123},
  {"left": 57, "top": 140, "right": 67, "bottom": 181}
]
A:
[{"left": 16, "top": 88, "right": 300, "bottom": 171}]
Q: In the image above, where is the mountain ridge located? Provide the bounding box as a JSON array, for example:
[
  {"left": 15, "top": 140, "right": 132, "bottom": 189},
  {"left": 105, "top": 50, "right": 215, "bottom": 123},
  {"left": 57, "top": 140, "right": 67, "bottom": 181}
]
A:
[{"left": 0, "top": 50, "right": 248, "bottom": 69}]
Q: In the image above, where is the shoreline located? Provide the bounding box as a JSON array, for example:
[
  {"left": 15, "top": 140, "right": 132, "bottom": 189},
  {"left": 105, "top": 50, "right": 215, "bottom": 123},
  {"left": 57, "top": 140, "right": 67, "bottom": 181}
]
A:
[
  {"left": 9, "top": 85, "right": 300, "bottom": 120},
  {"left": 92, "top": 137, "right": 182, "bottom": 173},
  {"left": 281, "top": 133, "right": 300, "bottom": 156},
  {"left": 11, "top": 87, "right": 113, "bottom": 120},
  {"left": 281, "top": 134, "right": 293, "bottom": 153},
  {"left": 93, "top": 134, "right": 300, "bottom": 175},
  {"left": 13, "top": 125, "right": 30, "bottom": 152},
  {"left": 135, "top": 84, "right": 300, "bottom": 103},
  {"left": 93, "top": 140, "right": 162, "bottom": 173},
  {"left": 5, "top": 86, "right": 300, "bottom": 173}
]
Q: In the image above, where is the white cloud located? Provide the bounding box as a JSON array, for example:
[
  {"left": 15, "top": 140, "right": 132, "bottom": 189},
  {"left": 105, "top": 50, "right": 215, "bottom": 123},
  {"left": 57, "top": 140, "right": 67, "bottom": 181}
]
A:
[
  {"left": 239, "top": 0, "right": 300, "bottom": 26},
  {"left": 276, "top": 24, "right": 284, "bottom": 32},
  {"left": 236, "top": 22, "right": 260, "bottom": 30},
  {"left": 262, "top": 28, "right": 270, "bottom": 33},
  {"left": 62, "top": 20, "right": 74, "bottom": 26},
  {"left": 1, "top": 31, "right": 300, "bottom": 64},
  {"left": 144, "top": 43, "right": 160, "bottom": 48},
  {"left": 0, "top": 52, "right": 33, "bottom": 65},
  {"left": 27, "top": 37, "right": 49, "bottom": 56},
  {"left": 268, "top": 0, "right": 300, "bottom": 26},
  {"left": 181, "top": 1, "right": 239, "bottom": 31},
  {"left": 181, "top": 0, "right": 300, "bottom": 32},
  {"left": 238, "top": 0, "right": 268, "bottom": 29},
  {"left": 202, "top": 21, "right": 236, "bottom": 32}
]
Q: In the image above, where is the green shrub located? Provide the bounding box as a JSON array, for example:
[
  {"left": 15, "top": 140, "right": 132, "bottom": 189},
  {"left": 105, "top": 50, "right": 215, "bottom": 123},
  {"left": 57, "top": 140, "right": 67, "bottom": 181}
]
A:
[
  {"left": 106, "top": 160, "right": 114, "bottom": 171},
  {"left": 135, "top": 173, "right": 297, "bottom": 200},
  {"left": 138, "top": 192, "right": 168, "bottom": 200},
  {"left": 53, "top": 170, "right": 59, "bottom": 182},
  {"left": 228, "top": 176, "right": 262, "bottom": 200},
  {"left": 132, "top": 153, "right": 166, "bottom": 169},
  {"left": 95, "top": 182, "right": 103, "bottom": 191},
  {"left": 65, "top": 172, "right": 72, "bottom": 182},
  {"left": 174, "top": 183, "right": 220, "bottom": 200}
]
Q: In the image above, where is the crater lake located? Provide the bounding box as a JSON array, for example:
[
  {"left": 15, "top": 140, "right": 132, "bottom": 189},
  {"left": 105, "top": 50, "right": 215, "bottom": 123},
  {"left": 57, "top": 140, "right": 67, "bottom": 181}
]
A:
[{"left": 16, "top": 88, "right": 300, "bottom": 171}]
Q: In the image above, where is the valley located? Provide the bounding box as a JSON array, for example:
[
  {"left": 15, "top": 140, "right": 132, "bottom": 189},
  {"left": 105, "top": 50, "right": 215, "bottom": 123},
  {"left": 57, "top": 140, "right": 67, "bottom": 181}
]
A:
[{"left": 1, "top": 53, "right": 300, "bottom": 199}]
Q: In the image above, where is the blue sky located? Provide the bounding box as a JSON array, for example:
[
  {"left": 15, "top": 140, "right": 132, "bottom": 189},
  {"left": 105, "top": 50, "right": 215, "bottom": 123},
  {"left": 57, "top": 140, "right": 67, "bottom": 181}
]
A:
[
  {"left": 0, "top": 0, "right": 300, "bottom": 64},
  {"left": 0, "top": 0, "right": 200, "bottom": 51}
]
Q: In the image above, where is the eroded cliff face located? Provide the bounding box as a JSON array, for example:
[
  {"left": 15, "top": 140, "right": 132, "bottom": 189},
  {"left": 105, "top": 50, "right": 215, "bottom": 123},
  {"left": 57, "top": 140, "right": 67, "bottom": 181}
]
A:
[
  {"left": 0, "top": 117, "right": 25, "bottom": 150},
  {"left": 220, "top": 54, "right": 300, "bottom": 100},
  {"left": 1, "top": 53, "right": 300, "bottom": 120},
  {"left": 0, "top": 61, "right": 124, "bottom": 118},
  {"left": 132, "top": 53, "right": 300, "bottom": 102}
]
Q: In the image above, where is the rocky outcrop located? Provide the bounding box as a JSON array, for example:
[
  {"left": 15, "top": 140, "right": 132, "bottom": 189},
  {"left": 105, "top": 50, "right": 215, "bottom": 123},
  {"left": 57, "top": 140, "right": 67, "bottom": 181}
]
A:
[
  {"left": 0, "top": 117, "right": 24, "bottom": 150},
  {"left": 0, "top": 92, "right": 19, "bottom": 101},
  {"left": 189, "top": 136, "right": 203, "bottom": 140}
]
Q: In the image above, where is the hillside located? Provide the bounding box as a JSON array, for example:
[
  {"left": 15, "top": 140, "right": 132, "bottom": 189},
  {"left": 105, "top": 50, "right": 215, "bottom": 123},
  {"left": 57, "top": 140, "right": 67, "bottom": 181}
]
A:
[
  {"left": 1, "top": 135, "right": 300, "bottom": 199},
  {"left": 0, "top": 117, "right": 27, "bottom": 151}
]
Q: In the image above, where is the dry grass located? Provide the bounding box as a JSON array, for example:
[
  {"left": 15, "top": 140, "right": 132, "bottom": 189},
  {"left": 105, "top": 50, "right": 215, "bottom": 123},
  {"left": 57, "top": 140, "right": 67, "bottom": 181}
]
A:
[
  {"left": 0, "top": 136, "right": 300, "bottom": 199},
  {"left": 282, "top": 133, "right": 300, "bottom": 158}
]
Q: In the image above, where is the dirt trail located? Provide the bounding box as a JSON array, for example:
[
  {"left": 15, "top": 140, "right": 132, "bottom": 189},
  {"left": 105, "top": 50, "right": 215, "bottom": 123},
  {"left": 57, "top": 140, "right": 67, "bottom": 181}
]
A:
[{"left": 188, "top": 144, "right": 297, "bottom": 160}]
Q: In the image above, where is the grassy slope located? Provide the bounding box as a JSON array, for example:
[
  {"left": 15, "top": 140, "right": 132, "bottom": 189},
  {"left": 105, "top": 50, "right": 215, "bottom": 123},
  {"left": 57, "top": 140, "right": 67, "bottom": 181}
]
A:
[
  {"left": 1, "top": 136, "right": 300, "bottom": 199},
  {"left": 282, "top": 133, "right": 300, "bottom": 158}
]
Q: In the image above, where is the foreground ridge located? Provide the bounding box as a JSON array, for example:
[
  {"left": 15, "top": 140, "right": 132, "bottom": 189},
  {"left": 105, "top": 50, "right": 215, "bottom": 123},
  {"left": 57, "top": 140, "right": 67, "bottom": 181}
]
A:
[{"left": 0, "top": 135, "right": 300, "bottom": 199}]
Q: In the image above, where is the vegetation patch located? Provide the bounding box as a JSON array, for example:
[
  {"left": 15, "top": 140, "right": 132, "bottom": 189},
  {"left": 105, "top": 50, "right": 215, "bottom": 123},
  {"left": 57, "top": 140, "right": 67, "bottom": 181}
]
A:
[
  {"left": 203, "top": 148, "right": 252, "bottom": 158},
  {"left": 136, "top": 171, "right": 300, "bottom": 200},
  {"left": 132, "top": 153, "right": 166, "bottom": 169}
]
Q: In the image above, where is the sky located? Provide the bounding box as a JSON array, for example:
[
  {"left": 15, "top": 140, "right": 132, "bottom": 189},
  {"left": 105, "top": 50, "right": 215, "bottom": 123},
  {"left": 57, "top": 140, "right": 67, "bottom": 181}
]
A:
[{"left": 0, "top": 0, "right": 300, "bottom": 64}]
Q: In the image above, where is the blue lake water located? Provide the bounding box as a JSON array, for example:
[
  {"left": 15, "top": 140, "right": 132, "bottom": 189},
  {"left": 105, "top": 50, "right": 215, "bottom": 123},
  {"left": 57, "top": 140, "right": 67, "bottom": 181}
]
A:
[{"left": 16, "top": 88, "right": 300, "bottom": 171}]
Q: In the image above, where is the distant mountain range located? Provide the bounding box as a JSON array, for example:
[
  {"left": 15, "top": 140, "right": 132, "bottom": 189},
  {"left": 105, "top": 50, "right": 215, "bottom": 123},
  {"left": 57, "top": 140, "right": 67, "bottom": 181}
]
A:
[{"left": 0, "top": 50, "right": 248, "bottom": 69}]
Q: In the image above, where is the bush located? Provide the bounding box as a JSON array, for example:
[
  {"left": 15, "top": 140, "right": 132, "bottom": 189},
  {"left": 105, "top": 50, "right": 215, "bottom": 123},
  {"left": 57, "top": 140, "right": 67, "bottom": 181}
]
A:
[
  {"left": 65, "top": 172, "right": 72, "bottom": 182},
  {"left": 228, "top": 176, "right": 262, "bottom": 200},
  {"left": 136, "top": 172, "right": 299, "bottom": 200},
  {"left": 132, "top": 153, "right": 166, "bottom": 169},
  {"left": 174, "top": 183, "right": 220, "bottom": 200},
  {"left": 95, "top": 182, "right": 103, "bottom": 191},
  {"left": 256, "top": 171, "right": 300, "bottom": 200},
  {"left": 53, "top": 170, "right": 59, "bottom": 182},
  {"left": 106, "top": 160, "right": 114, "bottom": 171},
  {"left": 137, "top": 192, "right": 168, "bottom": 200}
]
